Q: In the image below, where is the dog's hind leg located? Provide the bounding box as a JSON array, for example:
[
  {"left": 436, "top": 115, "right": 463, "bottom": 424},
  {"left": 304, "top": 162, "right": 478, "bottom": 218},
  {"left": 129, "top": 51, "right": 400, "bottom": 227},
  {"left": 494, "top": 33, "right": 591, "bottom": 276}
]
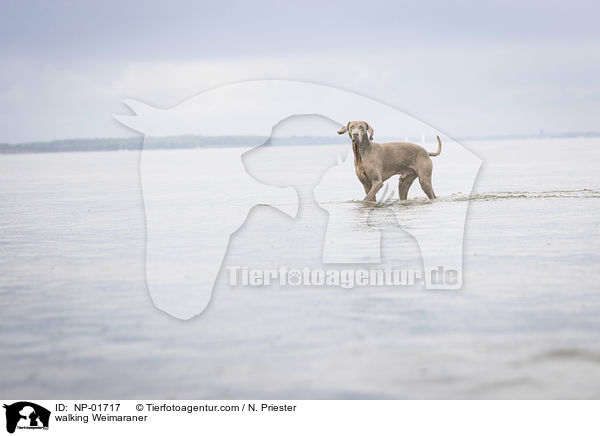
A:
[
  {"left": 417, "top": 161, "right": 436, "bottom": 199},
  {"left": 419, "top": 176, "right": 436, "bottom": 199},
  {"left": 399, "top": 171, "right": 417, "bottom": 201}
]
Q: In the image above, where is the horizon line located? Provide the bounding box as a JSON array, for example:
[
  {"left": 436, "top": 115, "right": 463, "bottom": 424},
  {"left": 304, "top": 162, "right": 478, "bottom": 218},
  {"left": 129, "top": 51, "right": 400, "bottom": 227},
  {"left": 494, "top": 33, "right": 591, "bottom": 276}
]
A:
[
  {"left": 1, "top": 130, "right": 599, "bottom": 154},
  {"left": 2, "top": 130, "right": 600, "bottom": 146}
]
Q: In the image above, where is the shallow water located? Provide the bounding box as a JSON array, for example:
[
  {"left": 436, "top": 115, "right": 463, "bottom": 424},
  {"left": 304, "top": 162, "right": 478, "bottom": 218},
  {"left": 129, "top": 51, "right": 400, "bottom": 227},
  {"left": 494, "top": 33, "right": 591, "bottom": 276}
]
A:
[{"left": 0, "top": 137, "right": 599, "bottom": 399}]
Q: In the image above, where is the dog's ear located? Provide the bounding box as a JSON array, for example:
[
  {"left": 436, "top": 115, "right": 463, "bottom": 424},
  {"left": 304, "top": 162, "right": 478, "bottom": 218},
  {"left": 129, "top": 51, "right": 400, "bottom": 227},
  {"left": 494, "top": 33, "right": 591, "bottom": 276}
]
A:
[
  {"left": 365, "top": 122, "right": 374, "bottom": 140},
  {"left": 337, "top": 123, "right": 349, "bottom": 135}
]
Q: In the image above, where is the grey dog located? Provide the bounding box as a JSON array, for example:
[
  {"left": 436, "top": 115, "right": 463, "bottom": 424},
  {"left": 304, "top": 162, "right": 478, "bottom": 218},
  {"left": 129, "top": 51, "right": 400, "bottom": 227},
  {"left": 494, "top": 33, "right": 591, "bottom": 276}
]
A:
[{"left": 337, "top": 121, "right": 442, "bottom": 202}]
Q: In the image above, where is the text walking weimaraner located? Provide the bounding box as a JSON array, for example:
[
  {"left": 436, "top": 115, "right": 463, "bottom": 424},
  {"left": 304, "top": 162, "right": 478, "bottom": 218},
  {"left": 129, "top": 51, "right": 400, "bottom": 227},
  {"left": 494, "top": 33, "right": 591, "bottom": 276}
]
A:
[{"left": 337, "top": 121, "right": 442, "bottom": 202}]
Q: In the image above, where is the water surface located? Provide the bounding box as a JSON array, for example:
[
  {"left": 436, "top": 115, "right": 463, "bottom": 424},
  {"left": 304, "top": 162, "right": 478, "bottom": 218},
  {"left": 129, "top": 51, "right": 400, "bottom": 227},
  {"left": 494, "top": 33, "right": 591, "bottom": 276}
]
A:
[{"left": 0, "top": 137, "right": 599, "bottom": 398}]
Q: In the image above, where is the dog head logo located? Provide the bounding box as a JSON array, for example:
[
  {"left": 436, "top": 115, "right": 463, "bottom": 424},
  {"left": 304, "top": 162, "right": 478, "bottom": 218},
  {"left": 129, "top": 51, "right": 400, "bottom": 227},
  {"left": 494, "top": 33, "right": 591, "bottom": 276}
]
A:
[
  {"left": 3, "top": 402, "right": 50, "bottom": 434},
  {"left": 114, "top": 80, "right": 482, "bottom": 319}
]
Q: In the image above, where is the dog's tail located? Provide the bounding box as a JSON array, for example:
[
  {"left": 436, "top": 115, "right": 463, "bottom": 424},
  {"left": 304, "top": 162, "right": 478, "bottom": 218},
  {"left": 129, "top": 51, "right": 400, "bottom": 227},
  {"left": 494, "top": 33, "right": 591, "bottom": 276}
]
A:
[{"left": 428, "top": 136, "right": 442, "bottom": 157}]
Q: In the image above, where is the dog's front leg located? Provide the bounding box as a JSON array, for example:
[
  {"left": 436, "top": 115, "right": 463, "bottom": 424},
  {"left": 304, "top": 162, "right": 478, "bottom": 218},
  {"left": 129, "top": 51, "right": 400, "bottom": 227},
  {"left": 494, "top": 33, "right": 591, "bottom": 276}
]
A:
[
  {"left": 363, "top": 179, "right": 383, "bottom": 202},
  {"left": 360, "top": 178, "right": 372, "bottom": 196}
]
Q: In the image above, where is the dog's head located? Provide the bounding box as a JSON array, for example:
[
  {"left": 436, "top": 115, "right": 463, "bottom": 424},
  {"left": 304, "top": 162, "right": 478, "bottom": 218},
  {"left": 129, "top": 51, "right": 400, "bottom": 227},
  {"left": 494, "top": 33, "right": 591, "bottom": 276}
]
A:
[{"left": 337, "top": 120, "right": 374, "bottom": 143}]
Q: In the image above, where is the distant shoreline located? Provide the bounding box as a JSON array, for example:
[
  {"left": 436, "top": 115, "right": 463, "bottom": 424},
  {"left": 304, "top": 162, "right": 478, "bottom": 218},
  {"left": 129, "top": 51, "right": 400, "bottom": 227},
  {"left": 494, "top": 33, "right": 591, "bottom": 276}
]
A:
[{"left": 1, "top": 132, "right": 598, "bottom": 154}]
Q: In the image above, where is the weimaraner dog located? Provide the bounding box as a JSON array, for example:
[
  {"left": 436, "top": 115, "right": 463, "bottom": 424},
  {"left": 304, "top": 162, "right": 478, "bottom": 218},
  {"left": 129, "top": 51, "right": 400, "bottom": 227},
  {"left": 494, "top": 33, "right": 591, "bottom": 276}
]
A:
[{"left": 337, "top": 121, "right": 442, "bottom": 202}]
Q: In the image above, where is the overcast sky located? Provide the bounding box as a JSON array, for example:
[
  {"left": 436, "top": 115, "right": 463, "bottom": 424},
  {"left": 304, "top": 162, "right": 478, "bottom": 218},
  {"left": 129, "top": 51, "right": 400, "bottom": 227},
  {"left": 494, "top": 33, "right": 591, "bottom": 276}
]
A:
[{"left": 1, "top": 0, "right": 599, "bottom": 142}]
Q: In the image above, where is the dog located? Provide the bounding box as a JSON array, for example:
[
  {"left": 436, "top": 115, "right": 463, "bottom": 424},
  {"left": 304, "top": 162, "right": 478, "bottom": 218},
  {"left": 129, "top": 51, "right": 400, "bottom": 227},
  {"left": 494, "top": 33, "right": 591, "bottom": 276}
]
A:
[{"left": 337, "top": 121, "right": 442, "bottom": 202}]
